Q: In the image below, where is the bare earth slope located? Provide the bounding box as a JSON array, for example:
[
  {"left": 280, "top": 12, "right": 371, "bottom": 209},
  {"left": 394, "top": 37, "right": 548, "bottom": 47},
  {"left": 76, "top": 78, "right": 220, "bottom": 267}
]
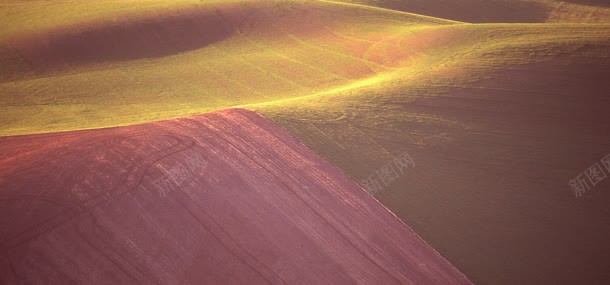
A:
[{"left": 0, "top": 109, "right": 471, "bottom": 284}]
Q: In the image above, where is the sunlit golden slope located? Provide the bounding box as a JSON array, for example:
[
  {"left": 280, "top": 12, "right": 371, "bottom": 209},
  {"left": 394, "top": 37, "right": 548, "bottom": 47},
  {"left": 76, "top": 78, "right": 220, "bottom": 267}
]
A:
[
  {"left": 0, "top": 0, "right": 456, "bottom": 136},
  {"left": 3, "top": 0, "right": 607, "bottom": 137},
  {"left": 332, "top": 0, "right": 610, "bottom": 23}
]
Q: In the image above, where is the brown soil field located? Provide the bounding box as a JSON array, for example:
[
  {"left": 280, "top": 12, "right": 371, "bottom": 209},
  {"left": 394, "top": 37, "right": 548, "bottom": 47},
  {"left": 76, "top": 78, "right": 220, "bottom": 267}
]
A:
[{"left": 260, "top": 53, "right": 610, "bottom": 284}]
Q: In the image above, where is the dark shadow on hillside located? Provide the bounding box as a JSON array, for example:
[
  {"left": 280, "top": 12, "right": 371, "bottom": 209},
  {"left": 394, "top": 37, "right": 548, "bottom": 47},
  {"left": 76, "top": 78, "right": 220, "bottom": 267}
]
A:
[
  {"left": 0, "top": 8, "right": 235, "bottom": 82},
  {"left": 341, "top": 0, "right": 550, "bottom": 23}
]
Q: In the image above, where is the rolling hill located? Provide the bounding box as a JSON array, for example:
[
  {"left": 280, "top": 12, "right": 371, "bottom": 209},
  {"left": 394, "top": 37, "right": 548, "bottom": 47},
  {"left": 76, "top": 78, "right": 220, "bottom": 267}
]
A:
[
  {"left": 0, "top": 0, "right": 454, "bottom": 136},
  {"left": 1, "top": 0, "right": 609, "bottom": 284}
]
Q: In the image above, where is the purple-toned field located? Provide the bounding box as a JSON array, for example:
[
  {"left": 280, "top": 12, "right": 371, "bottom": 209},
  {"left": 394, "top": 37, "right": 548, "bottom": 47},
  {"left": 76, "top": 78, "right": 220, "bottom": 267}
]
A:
[{"left": 0, "top": 109, "right": 470, "bottom": 284}]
